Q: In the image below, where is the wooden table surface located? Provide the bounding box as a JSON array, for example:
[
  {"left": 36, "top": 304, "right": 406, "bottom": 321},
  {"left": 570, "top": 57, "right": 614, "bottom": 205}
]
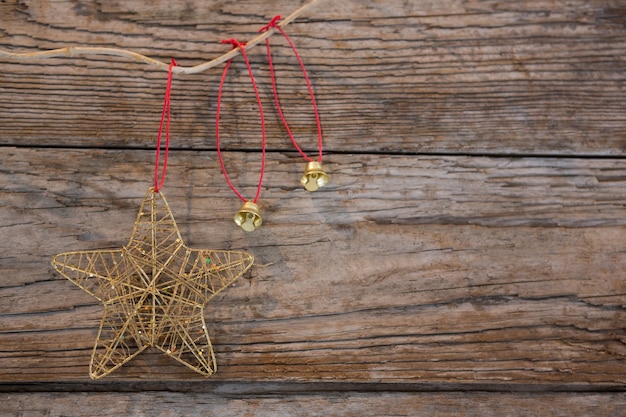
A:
[{"left": 1, "top": 0, "right": 625, "bottom": 415}]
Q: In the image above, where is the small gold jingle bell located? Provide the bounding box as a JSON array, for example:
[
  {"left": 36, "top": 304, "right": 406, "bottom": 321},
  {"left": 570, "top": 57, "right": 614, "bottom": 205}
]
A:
[
  {"left": 300, "top": 161, "right": 329, "bottom": 192},
  {"left": 233, "top": 201, "right": 262, "bottom": 232}
]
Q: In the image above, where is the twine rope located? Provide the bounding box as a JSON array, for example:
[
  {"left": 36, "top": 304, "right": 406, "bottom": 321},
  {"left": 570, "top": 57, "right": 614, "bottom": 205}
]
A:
[{"left": 0, "top": 0, "right": 323, "bottom": 75}]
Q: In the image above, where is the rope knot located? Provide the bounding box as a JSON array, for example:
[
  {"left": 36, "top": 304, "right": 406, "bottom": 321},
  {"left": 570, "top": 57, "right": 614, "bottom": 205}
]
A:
[
  {"left": 221, "top": 38, "right": 246, "bottom": 49},
  {"left": 259, "top": 15, "right": 282, "bottom": 32}
]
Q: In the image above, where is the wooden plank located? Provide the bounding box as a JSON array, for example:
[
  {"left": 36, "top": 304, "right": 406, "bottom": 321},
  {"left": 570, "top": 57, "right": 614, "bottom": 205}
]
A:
[
  {"left": 1, "top": 148, "right": 625, "bottom": 385},
  {"left": 2, "top": 392, "right": 626, "bottom": 417},
  {"left": 1, "top": 0, "right": 625, "bottom": 155}
]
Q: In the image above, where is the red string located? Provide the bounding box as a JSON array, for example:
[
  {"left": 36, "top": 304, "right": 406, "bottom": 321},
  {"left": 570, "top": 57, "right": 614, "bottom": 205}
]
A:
[
  {"left": 216, "top": 39, "right": 266, "bottom": 204},
  {"left": 260, "top": 15, "right": 323, "bottom": 163},
  {"left": 153, "top": 58, "right": 177, "bottom": 192}
]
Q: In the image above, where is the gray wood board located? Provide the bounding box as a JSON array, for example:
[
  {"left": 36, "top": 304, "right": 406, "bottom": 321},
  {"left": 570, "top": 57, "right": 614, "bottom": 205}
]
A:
[
  {"left": 1, "top": 148, "right": 625, "bottom": 385},
  {"left": 0, "top": 0, "right": 624, "bottom": 155}
]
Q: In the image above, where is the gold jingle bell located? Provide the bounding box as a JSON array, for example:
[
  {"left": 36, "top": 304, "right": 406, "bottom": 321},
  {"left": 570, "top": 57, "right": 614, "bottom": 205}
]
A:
[
  {"left": 300, "top": 161, "right": 329, "bottom": 192},
  {"left": 233, "top": 201, "right": 262, "bottom": 232}
]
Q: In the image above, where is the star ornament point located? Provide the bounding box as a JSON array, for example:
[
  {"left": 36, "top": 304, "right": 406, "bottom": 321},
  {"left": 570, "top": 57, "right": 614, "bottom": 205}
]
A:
[{"left": 52, "top": 187, "right": 254, "bottom": 379}]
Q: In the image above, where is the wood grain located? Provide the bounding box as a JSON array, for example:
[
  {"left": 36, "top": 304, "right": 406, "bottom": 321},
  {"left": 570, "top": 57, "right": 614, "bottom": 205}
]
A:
[
  {"left": 1, "top": 148, "right": 625, "bottom": 385},
  {"left": 0, "top": 0, "right": 625, "bottom": 155},
  {"left": 2, "top": 392, "right": 626, "bottom": 417},
  {"left": 0, "top": 0, "right": 625, "bottom": 414}
]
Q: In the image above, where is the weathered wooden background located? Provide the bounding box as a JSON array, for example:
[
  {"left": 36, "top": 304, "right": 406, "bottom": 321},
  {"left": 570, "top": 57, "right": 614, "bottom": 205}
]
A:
[{"left": 1, "top": 0, "right": 626, "bottom": 415}]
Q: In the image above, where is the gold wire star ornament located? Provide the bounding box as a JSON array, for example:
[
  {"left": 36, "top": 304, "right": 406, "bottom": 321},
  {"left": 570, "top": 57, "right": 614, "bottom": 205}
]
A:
[{"left": 52, "top": 187, "right": 254, "bottom": 379}]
